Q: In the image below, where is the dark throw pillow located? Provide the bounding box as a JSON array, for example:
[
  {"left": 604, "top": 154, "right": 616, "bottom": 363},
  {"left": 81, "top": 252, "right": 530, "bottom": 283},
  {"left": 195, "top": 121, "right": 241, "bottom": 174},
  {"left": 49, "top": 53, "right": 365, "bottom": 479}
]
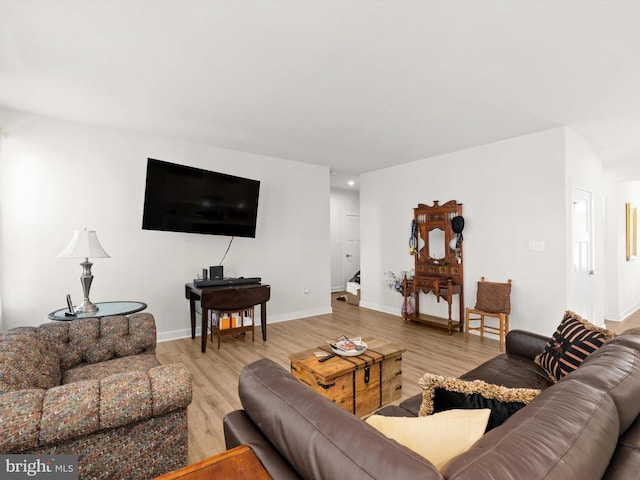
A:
[
  {"left": 534, "top": 310, "right": 616, "bottom": 382},
  {"left": 418, "top": 373, "right": 540, "bottom": 431}
]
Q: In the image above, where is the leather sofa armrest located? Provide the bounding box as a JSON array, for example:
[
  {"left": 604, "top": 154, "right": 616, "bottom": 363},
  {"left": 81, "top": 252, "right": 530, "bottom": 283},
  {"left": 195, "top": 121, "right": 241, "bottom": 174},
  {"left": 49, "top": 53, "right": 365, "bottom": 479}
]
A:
[
  {"left": 224, "top": 410, "right": 302, "bottom": 480},
  {"left": 0, "top": 363, "right": 192, "bottom": 452},
  {"left": 506, "top": 329, "right": 548, "bottom": 359}
]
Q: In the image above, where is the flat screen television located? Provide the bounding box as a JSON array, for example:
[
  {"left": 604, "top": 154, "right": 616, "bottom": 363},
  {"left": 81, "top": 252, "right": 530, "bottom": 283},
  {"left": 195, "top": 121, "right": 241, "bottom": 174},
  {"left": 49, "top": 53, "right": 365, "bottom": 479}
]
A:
[{"left": 142, "top": 158, "right": 260, "bottom": 238}]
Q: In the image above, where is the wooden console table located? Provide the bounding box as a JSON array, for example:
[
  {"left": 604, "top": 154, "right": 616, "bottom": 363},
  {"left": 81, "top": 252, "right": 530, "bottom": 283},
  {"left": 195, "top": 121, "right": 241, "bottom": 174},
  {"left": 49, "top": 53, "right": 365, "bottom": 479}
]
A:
[
  {"left": 403, "top": 277, "right": 463, "bottom": 334},
  {"left": 153, "top": 445, "right": 271, "bottom": 479},
  {"left": 185, "top": 283, "right": 271, "bottom": 353}
]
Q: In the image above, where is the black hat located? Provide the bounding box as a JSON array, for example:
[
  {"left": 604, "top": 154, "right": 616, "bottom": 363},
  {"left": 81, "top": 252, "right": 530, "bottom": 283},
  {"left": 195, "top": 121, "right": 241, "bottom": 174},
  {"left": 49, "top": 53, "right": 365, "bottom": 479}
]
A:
[{"left": 451, "top": 216, "right": 465, "bottom": 233}]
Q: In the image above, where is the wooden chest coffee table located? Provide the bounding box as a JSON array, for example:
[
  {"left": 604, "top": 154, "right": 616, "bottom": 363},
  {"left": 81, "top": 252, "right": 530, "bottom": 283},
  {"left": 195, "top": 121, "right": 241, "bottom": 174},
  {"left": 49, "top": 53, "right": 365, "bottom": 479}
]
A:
[{"left": 288, "top": 336, "right": 406, "bottom": 417}]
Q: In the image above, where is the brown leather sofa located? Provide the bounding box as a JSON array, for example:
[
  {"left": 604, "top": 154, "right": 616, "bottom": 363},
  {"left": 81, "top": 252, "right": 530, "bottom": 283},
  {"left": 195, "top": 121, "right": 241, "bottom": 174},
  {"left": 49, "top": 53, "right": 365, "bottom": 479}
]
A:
[{"left": 224, "top": 328, "right": 640, "bottom": 480}]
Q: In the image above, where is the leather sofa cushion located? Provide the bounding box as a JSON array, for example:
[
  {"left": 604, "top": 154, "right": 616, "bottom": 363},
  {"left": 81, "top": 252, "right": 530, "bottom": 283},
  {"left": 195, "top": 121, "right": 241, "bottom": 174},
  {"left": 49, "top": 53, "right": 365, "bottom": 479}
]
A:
[
  {"left": 562, "top": 341, "right": 640, "bottom": 433},
  {"left": 603, "top": 415, "right": 640, "bottom": 479},
  {"left": 444, "top": 379, "right": 620, "bottom": 480},
  {"left": 395, "top": 352, "right": 552, "bottom": 418},
  {"left": 460, "top": 353, "right": 553, "bottom": 390},
  {"left": 505, "top": 330, "right": 549, "bottom": 359},
  {"left": 238, "top": 358, "right": 444, "bottom": 480}
]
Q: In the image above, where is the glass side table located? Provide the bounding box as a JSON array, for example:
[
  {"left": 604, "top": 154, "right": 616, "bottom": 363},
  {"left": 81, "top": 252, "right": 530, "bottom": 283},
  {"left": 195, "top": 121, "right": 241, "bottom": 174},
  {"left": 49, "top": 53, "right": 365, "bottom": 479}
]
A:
[{"left": 48, "top": 301, "right": 147, "bottom": 321}]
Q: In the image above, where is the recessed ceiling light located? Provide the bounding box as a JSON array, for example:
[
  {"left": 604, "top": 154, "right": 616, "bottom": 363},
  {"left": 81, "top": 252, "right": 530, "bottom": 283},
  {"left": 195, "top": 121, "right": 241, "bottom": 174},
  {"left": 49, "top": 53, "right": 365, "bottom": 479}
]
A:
[{"left": 348, "top": 180, "right": 355, "bottom": 186}]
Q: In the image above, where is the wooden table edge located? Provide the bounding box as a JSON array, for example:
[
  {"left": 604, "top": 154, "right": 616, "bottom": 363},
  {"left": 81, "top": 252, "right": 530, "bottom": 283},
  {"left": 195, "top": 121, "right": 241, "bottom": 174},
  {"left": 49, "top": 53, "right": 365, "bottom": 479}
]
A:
[{"left": 153, "top": 445, "right": 271, "bottom": 479}]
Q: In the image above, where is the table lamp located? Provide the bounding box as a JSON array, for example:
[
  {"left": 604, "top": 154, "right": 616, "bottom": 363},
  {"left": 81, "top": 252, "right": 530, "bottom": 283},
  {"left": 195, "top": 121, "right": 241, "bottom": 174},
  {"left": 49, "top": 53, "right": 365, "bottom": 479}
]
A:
[{"left": 58, "top": 229, "right": 110, "bottom": 313}]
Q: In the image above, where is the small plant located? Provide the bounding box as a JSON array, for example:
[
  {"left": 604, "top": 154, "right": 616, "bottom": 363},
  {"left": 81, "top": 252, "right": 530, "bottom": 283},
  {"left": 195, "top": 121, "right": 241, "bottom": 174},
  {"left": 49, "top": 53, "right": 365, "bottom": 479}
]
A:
[{"left": 384, "top": 271, "right": 412, "bottom": 293}]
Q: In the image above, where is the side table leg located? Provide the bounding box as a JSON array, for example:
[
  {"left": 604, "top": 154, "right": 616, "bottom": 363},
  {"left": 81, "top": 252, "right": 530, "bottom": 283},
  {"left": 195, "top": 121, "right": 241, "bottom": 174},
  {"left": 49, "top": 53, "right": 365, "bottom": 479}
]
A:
[
  {"left": 261, "top": 302, "right": 267, "bottom": 341},
  {"left": 190, "top": 296, "right": 196, "bottom": 339},
  {"left": 201, "top": 308, "right": 208, "bottom": 353}
]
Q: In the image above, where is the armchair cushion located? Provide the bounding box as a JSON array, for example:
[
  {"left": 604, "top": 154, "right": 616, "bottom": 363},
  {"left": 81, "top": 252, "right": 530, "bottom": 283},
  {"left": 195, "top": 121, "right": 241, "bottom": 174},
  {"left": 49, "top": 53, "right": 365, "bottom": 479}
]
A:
[
  {"left": 40, "top": 381, "right": 100, "bottom": 445},
  {"left": 1, "top": 362, "right": 192, "bottom": 452},
  {"left": 62, "top": 354, "right": 159, "bottom": 384}
]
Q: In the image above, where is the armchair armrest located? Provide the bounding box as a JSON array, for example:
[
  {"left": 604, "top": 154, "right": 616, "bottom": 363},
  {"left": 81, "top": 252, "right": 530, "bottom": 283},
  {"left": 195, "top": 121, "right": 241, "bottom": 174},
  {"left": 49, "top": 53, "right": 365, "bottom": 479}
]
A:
[
  {"left": 0, "top": 363, "right": 191, "bottom": 453},
  {"left": 505, "top": 330, "right": 549, "bottom": 360}
]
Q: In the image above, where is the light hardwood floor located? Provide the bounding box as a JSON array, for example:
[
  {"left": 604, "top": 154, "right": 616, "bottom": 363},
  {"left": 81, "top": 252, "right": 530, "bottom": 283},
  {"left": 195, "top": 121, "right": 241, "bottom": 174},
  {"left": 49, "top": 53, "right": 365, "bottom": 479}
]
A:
[{"left": 156, "top": 294, "right": 639, "bottom": 464}]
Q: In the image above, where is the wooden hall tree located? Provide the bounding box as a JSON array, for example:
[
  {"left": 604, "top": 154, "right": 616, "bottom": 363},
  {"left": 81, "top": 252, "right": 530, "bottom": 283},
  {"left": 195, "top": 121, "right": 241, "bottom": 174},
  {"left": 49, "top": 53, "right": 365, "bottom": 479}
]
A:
[{"left": 403, "top": 200, "right": 464, "bottom": 334}]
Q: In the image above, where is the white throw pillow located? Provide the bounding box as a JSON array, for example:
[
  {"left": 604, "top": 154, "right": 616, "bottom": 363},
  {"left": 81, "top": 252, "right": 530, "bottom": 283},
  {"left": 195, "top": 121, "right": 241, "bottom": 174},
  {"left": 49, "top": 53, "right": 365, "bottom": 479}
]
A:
[{"left": 365, "top": 409, "right": 490, "bottom": 471}]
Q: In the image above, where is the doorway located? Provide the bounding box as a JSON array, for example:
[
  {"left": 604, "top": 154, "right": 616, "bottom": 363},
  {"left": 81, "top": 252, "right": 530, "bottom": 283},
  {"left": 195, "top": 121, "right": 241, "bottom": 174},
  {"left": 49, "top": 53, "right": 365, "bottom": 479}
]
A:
[
  {"left": 571, "top": 186, "right": 596, "bottom": 320},
  {"left": 329, "top": 185, "right": 360, "bottom": 294},
  {"left": 342, "top": 214, "right": 361, "bottom": 288}
]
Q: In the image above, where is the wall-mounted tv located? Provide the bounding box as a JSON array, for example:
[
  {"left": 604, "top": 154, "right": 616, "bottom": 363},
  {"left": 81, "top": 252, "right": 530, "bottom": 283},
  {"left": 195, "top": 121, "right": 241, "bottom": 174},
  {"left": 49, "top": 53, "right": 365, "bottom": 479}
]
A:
[{"left": 142, "top": 158, "right": 260, "bottom": 238}]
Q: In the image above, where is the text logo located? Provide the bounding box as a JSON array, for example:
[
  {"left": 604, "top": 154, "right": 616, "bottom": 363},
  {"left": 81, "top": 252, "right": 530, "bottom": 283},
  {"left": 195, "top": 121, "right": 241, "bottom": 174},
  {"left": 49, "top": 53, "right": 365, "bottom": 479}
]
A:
[{"left": 1, "top": 455, "right": 78, "bottom": 479}]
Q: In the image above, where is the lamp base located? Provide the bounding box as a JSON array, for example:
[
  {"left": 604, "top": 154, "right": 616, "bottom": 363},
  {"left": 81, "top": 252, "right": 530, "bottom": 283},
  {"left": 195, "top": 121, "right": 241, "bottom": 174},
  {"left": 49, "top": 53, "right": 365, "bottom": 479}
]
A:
[
  {"left": 76, "top": 299, "right": 99, "bottom": 313},
  {"left": 77, "top": 258, "right": 99, "bottom": 313}
]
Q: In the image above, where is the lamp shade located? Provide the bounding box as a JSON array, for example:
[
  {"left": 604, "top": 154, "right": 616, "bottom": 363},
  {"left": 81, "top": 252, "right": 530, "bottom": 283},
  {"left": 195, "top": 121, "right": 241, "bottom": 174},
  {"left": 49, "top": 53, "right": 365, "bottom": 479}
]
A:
[{"left": 57, "top": 230, "right": 110, "bottom": 259}]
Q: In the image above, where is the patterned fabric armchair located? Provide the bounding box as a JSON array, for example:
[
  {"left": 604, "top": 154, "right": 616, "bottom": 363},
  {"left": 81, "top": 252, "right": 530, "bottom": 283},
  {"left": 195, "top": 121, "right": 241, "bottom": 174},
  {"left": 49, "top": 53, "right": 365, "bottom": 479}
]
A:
[{"left": 0, "top": 313, "right": 192, "bottom": 480}]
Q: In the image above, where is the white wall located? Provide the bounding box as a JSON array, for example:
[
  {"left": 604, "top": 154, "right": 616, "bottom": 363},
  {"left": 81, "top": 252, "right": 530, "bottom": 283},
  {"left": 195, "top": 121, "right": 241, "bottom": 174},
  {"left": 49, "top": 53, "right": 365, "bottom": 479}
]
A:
[
  {"left": 564, "top": 128, "right": 605, "bottom": 324},
  {"left": 330, "top": 188, "right": 360, "bottom": 292},
  {"left": 0, "top": 109, "right": 332, "bottom": 338},
  {"left": 360, "top": 128, "right": 571, "bottom": 337},
  {"left": 603, "top": 151, "right": 640, "bottom": 320}
]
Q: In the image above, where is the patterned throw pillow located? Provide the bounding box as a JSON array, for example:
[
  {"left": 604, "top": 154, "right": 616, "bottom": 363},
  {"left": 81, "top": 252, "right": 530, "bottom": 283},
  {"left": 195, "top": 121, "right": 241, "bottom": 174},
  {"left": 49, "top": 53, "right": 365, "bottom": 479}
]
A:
[
  {"left": 418, "top": 373, "right": 540, "bottom": 431},
  {"left": 534, "top": 310, "right": 616, "bottom": 382}
]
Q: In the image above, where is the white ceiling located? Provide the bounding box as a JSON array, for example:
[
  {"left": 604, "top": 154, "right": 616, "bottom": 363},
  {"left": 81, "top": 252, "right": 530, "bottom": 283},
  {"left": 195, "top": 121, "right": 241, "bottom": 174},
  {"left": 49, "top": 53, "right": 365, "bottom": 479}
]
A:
[{"left": 1, "top": 1, "right": 640, "bottom": 179}]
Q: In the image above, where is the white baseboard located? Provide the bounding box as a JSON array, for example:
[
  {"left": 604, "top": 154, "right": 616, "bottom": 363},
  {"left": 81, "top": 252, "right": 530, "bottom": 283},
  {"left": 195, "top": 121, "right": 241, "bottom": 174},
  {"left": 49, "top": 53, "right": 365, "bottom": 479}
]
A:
[
  {"left": 359, "top": 301, "right": 401, "bottom": 317},
  {"left": 605, "top": 302, "right": 640, "bottom": 322}
]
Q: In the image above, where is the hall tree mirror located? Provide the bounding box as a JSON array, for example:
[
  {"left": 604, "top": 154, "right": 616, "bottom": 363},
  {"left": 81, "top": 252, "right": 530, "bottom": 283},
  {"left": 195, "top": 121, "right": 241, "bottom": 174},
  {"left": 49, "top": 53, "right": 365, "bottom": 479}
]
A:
[
  {"left": 428, "top": 228, "right": 446, "bottom": 260},
  {"left": 627, "top": 202, "right": 637, "bottom": 261}
]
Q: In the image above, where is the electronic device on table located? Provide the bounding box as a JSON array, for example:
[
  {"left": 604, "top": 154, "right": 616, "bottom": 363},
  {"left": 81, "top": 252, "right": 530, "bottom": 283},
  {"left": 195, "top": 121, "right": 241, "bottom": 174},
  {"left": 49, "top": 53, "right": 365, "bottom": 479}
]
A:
[{"left": 193, "top": 277, "right": 261, "bottom": 287}]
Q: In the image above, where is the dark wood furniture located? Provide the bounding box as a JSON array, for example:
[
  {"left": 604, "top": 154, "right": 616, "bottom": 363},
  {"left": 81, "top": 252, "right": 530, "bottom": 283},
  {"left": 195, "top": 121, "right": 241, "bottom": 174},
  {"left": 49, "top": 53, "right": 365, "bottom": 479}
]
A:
[
  {"left": 185, "top": 283, "right": 270, "bottom": 353},
  {"left": 153, "top": 445, "right": 271, "bottom": 480},
  {"left": 403, "top": 200, "right": 464, "bottom": 334},
  {"left": 288, "top": 336, "right": 405, "bottom": 417}
]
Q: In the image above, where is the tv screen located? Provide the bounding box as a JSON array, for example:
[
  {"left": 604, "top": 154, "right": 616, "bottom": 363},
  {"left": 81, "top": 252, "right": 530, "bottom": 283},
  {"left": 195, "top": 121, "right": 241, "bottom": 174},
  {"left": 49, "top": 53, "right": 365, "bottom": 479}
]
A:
[{"left": 142, "top": 158, "right": 260, "bottom": 238}]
